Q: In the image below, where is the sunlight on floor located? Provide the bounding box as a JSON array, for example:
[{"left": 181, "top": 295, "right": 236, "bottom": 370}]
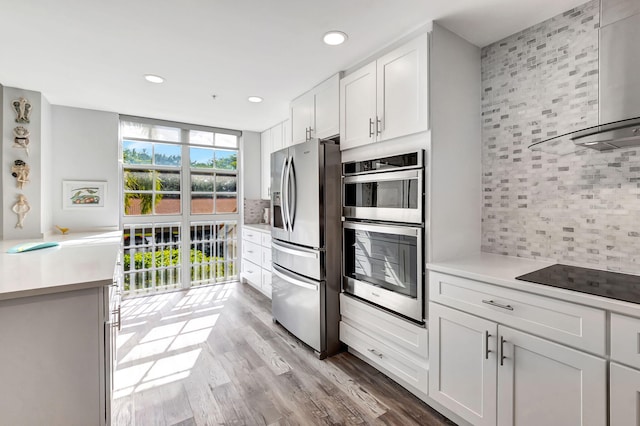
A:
[{"left": 114, "top": 283, "right": 232, "bottom": 398}]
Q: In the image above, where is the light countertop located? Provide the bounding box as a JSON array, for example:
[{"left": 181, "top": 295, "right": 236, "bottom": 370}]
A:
[
  {"left": 244, "top": 223, "right": 271, "bottom": 233},
  {"left": 428, "top": 252, "right": 640, "bottom": 317},
  {"left": 0, "top": 231, "right": 121, "bottom": 301}
]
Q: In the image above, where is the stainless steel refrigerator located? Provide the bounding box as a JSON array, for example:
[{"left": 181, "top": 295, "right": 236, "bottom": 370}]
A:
[{"left": 270, "top": 138, "right": 341, "bottom": 359}]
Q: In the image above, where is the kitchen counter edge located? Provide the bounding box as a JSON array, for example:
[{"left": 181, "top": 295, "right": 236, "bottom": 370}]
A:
[{"left": 428, "top": 252, "right": 640, "bottom": 317}]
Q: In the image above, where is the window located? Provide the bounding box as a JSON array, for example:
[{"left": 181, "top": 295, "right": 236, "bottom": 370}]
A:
[{"left": 120, "top": 117, "right": 240, "bottom": 296}]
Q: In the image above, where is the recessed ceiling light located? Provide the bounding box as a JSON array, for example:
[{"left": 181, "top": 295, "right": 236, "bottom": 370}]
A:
[
  {"left": 248, "top": 96, "right": 263, "bottom": 103},
  {"left": 144, "top": 74, "right": 165, "bottom": 84},
  {"left": 323, "top": 31, "right": 348, "bottom": 46}
]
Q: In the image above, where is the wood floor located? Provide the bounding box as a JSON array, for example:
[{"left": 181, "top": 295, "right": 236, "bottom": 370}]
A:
[{"left": 112, "top": 282, "right": 456, "bottom": 426}]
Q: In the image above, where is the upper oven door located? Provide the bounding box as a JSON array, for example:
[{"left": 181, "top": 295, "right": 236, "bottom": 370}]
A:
[{"left": 343, "top": 169, "right": 423, "bottom": 224}]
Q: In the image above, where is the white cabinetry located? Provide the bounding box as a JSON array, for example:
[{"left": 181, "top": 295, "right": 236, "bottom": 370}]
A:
[
  {"left": 429, "top": 272, "right": 607, "bottom": 426},
  {"left": 340, "top": 34, "right": 428, "bottom": 151},
  {"left": 260, "top": 120, "right": 290, "bottom": 200},
  {"left": 290, "top": 73, "right": 340, "bottom": 145},
  {"left": 260, "top": 129, "right": 272, "bottom": 200},
  {"left": 610, "top": 362, "right": 640, "bottom": 425},
  {"left": 610, "top": 313, "right": 640, "bottom": 425},
  {"left": 241, "top": 226, "right": 272, "bottom": 298},
  {"left": 0, "top": 285, "right": 118, "bottom": 426},
  {"left": 339, "top": 294, "right": 428, "bottom": 398}
]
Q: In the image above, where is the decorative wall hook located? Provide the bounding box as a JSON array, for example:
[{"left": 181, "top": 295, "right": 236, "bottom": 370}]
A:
[
  {"left": 12, "top": 194, "right": 31, "bottom": 229},
  {"left": 12, "top": 97, "right": 32, "bottom": 123},
  {"left": 11, "top": 160, "right": 30, "bottom": 189},
  {"left": 13, "top": 126, "right": 30, "bottom": 156}
]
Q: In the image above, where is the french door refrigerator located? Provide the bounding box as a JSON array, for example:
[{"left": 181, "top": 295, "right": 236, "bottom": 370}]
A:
[{"left": 270, "top": 138, "right": 341, "bottom": 359}]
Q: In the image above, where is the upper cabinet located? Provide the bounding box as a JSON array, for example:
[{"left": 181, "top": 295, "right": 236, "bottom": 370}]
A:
[
  {"left": 290, "top": 73, "right": 340, "bottom": 145},
  {"left": 260, "top": 128, "right": 272, "bottom": 200},
  {"left": 340, "top": 34, "right": 429, "bottom": 151}
]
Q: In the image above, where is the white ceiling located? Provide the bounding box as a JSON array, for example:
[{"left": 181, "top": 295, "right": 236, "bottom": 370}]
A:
[{"left": 0, "top": 0, "right": 588, "bottom": 132}]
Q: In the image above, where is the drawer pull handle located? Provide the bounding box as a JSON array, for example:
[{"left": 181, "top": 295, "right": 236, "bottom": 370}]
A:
[
  {"left": 500, "top": 336, "right": 507, "bottom": 366},
  {"left": 485, "top": 331, "right": 492, "bottom": 360},
  {"left": 247, "top": 250, "right": 254, "bottom": 254},
  {"left": 368, "top": 348, "right": 383, "bottom": 359},
  {"left": 482, "top": 299, "right": 514, "bottom": 311}
]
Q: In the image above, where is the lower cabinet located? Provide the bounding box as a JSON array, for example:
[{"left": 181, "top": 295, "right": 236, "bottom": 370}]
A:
[
  {"left": 339, "top": 294, "right": 428, "bottom": 398},
  {"left": 241, "top": 227, "right": 272, "bottom": 299},
  {"left": 429, "top": 302, "right": 607, "bottom": 426},
  {"left": 610, "top": 362, "right": 640, "bottom": 425}
]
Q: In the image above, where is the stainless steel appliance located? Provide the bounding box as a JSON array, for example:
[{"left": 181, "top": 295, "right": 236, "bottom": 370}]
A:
[
  {"left": 343, "top": 151, "right": 423, "bottom": 224},
  {"left": 342, "top": 150, "right": 425, "bottom": 323},
  {"left": 270, "top": 138, "right": 342, "bottom": 359},
  {"left": 531, "top": 1, "right": 640, "bottom": 151},
  {"left": 343, "top": 221, "right": 424, "bottom": 322}
]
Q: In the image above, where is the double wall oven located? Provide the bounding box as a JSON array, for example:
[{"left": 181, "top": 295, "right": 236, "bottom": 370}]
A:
[{"left": 342, "top": 150, "right": 425, "bottom": 323}]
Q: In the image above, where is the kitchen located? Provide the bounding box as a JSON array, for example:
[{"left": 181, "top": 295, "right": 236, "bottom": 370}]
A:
[{"left": 1, "top": 0, "right": 640, "bottom": 424}]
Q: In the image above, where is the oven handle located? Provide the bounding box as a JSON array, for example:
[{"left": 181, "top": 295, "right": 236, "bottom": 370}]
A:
[
  {"left": 343, "top": 169, "right": 421, "bottom": 184},
  {"left": 343, "top": 221, "right": 421, "bottom": 237}
]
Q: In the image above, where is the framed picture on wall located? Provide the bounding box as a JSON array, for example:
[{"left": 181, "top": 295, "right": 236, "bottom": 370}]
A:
[{"left": 62, "top": 180, "right": 107, "bottom": 209}]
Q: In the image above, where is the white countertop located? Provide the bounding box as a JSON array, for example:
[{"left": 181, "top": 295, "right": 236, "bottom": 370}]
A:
[
  {"left": 0, "top": 231, "right": 121, "bottom": 301},
  {"left": 244, "top": 223, "right": 271, "bottom": 233},
  {"left": 428, "top": 252, "right": 640, "bottom": 317}
]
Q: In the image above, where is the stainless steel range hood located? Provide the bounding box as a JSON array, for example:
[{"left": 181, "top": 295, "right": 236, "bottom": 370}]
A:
[{"left": 530, "top": 0, "right": 640, "bottom": 153}]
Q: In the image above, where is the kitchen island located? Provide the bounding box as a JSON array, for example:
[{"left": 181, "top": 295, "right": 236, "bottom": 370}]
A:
[{"left": 0, "top": 231, "right": 121, "bottom": 426}]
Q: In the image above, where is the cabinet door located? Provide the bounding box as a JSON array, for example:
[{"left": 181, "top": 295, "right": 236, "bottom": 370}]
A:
[
  {"left": 260, "top": 129, "right": 271, "bottom": 199},
  {"left": 428, "top": 303, "right": 497, "bottom": 426},
  {"left": 340, "top": 61, "right": 377, "bottom": 151},
  {"left": 290, "top": 91, "right": 314, "bottom": 145},
  {"left": 497, "top": 326, "right": 606, "bottom": 426},
  {"left": 282, "top": 118, "right": 291, "bottom": 148},
  {"left": 314, "top": 74, "right": 340, "bottom": 140},
  {"left": 376, "top": 34, "right": 428, "bottom": 142},
  {"left": 610, "top": 362, "right": 640, "bottom": 426},
  {"left": 270, "top": 122, "right": 284, "bottom": 153}
]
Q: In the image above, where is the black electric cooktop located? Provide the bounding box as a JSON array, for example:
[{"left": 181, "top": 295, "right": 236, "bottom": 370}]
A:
[{"left": 516, "top": 264, "right": 640, "bottom": 305}]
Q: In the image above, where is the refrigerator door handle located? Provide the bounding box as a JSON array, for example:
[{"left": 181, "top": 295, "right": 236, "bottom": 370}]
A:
[
  {"left": 281, "top": 156, "right": 290, "bottom": 231},
  {"left": 289, "top": 158, "right": 297, "bottom": 230},
  {"left": 273, "top": 265, "right": 319, "bottom": 291},
  {"left": 272, "top": 240, "right": 319, "bottom": 259}
]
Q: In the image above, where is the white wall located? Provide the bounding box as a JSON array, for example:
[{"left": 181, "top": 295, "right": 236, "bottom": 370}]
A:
[
  {"left": 2, "top": 87, "right": 44, "bottom": 240},
  {"left": 51, "top": 106, "right": 119, "bottom": 231},
  {"left": 241, "top": 131, "right": 261, "bottom": 199},
  {"left": 40, "top": 96, "right": 52, "bottom": 234}
]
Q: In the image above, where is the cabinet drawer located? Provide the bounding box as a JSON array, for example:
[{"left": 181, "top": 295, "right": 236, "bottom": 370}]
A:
[
  {"left": 340, "top": 294, "right": 427, "bottom": 360},
  {"left": 261, "top": 246, "right": 272, "bottom": 271},
  {"left": 261, "top": 269, "right": 272, "bottom": 299},
  {"left": 429, "top": 271, "right": 606, "bottom": 355},
  {"left": 340, "top": 321, "right": 428, "bottom": 393},
  {"left": 611, "top": 313, "right": 640, "bottom": 369},
  {"left": 241, "top": 259, "right": 261, "bottom": 286},
  {"left": 242, "top": 240, "right": 262, "bottom": 265},
  {"left": 242, "top": 228, "right": 262, "bottom": 245},
  {"left": 261, "top": 232, "right": 271, "bottom": 247}
]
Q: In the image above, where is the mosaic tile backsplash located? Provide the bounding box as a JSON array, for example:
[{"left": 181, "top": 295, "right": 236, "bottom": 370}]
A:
[
  {"left": 244, "top": 199, "right": 270, "bottom": 224},
  {"left": 481, "top": 0, "right": 640, "bottom": 273}
]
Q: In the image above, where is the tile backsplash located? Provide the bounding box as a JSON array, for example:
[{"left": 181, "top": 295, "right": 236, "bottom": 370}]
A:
[
  {"left": 481, "top": 0, "right": 640, "bottom": 273},
  {"left": 244, "top": 199, "right": 270, "bottom": 224}
]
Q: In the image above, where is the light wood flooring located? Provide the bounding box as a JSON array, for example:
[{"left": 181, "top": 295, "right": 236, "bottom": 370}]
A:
[{"left": 112, "top": 282, "right": 456, "bottom": 426}]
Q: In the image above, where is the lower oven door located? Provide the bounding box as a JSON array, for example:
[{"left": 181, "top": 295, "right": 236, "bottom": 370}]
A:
[{"left": 343, "top": 221, "right": 424, "bottom": 322}]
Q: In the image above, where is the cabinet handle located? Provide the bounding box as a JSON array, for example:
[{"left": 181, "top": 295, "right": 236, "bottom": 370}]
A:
[
  {"left": 500, "top": 336, "right": 507, "bottom": 366},
  {"left": 369, "top": 118, "right": 374, "bottom": 137},
  {"left": 112, "top": 306, "right": 121, "bottom": 332},
  {"left": 482, "top": 299, "right": 514, "bottom": 311},
  {"left": 368, "top": 348, "right": 383, "bottom": 359},
  {"left": 376, "top": 116, "right": 382, "bottom": 135},
  {"left": 308, "top": 127, "right": 313, "bottom": 140},
  {"left": 485, "top": 331, "right": 492, "bottom": 360}
]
